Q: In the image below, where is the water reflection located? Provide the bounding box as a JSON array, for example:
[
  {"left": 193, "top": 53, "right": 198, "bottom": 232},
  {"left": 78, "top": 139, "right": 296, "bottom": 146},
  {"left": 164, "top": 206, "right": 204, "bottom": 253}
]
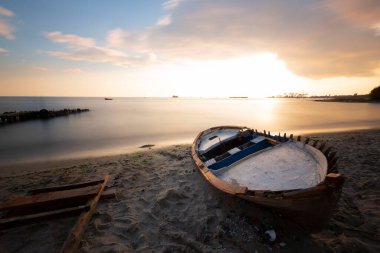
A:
[{"left": 0, "top": 97, "right": 379, "bottom": 166}]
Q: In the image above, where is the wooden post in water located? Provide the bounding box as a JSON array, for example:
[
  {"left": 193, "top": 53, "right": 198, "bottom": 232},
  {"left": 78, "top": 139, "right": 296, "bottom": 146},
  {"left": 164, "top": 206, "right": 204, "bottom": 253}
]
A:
[{"left": 297, "top": 136, "right": 301, "bottom": 142}]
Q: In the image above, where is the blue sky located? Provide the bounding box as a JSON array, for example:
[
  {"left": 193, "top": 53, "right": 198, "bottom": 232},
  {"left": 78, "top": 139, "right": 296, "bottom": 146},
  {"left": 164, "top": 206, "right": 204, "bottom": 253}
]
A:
[
  {"left": 1, "top": 1, "right": 162, "bottom": 69},
  {"left": 1, "top": 0, "right": 380, "bottom": 97}
]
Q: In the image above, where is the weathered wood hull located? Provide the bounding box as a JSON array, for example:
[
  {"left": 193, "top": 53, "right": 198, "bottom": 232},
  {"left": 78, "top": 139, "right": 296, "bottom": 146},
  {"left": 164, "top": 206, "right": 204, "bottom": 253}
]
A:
[{"left": 192, "top": 126, "right": 344, "bottom": 232}]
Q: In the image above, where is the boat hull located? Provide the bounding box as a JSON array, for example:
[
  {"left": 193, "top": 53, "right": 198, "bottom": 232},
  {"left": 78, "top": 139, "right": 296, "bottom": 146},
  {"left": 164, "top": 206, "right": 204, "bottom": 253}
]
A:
[{"left": 192, "top": 126, "right": 344, "bottom": 232}]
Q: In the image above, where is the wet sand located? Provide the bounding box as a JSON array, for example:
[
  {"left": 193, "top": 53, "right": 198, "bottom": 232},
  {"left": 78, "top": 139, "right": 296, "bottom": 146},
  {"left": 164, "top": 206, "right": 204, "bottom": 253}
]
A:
[{"left": 0, "top": 129, "right": 379, "bottom": 253}]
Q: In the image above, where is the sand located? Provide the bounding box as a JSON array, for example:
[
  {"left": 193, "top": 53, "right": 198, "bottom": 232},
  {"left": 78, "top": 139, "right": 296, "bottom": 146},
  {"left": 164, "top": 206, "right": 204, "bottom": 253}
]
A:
[{"left": 0, "top": 130, "right": 379, "bottom": 253}]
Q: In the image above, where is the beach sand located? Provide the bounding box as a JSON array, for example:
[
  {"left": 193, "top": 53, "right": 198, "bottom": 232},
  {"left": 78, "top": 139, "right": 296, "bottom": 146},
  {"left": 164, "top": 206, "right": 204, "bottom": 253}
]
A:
[{"left": 0, "top": 130, "right": 379, "bottom": 253}]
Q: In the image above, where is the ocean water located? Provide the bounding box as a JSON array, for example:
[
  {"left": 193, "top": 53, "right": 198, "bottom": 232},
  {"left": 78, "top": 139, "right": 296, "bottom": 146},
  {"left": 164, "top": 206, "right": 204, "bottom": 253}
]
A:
[{"left": 1, "top": 97, "right": 380, "bottom": 166}]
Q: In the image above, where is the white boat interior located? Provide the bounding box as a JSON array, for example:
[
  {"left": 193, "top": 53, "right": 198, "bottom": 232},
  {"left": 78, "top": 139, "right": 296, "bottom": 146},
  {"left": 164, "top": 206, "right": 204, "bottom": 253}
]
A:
[
  {"left": 196, "top": 128, "right": 328, "bottom": 191},
  {"left": 198, "top": 128, "right": 240, "bottom": 155}
]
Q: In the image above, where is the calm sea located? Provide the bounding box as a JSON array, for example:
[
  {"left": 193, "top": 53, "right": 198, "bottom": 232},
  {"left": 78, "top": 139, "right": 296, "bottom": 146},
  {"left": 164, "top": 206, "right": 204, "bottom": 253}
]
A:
[{"left": 1, "top": 97, "right": 380, "bottom": 166}]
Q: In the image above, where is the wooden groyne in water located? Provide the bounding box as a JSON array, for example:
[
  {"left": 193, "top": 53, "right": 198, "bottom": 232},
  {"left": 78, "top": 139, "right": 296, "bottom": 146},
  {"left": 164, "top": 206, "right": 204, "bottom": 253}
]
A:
[{"left": 0, "top": 108, "right": 90, "bottom": 125}]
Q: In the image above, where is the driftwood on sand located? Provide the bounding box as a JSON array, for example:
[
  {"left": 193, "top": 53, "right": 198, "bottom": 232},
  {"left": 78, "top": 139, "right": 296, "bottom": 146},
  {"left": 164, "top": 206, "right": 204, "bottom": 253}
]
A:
[
  {"left": 0, "top": 176, "right": 112, "bottom": 253},
  {"left": 0, "top": 190, "right": 115, "bottom": 228},
  {"left": 60, "top": 175, "right": 110, "bottom": 253},
  {"left": 28, "top": 179, "right": 105, "bottom": 195},
  {"left": 0, "top": 185, "right": 101, "bottom": 213},
  {"left": 0, "top": 205, "right": 90, "bottom": 228}
]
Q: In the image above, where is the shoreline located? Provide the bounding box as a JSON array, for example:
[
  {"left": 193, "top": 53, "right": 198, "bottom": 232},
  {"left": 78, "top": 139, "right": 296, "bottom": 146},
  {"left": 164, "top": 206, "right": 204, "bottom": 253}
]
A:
[
  {"left": 1, "top": 127, "right": 379, "bottom": 177},
  {"left": 0, "top": 129, "right": 379, "bottom": 252},
  {"left": 314, "top": 98, "right": 379, "bottom": 103}
]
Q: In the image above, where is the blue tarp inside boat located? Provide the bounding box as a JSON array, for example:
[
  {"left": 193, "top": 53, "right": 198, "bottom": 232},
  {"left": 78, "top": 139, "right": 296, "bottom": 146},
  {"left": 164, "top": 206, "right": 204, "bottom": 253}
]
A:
[{"left": 209, "top": 139, "right": 274, "bottom": 170}]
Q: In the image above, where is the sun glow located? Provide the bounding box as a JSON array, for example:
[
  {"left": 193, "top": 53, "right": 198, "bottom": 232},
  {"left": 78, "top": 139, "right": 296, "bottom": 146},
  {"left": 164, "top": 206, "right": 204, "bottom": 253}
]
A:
[{"left": 150, "top": 53, "right": 306, "bottom": 98}]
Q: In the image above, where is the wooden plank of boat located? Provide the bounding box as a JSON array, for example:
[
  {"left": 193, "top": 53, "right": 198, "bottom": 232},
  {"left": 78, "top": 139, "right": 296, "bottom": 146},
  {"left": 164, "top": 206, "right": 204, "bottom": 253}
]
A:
[
  {"left": 192, "top": 125, "right": 344, "bottom": 232},
  {"left": 0, "top": 185, "right": 100, "bottom": 212},
  {"left": 0, "top": 205, "right": 90, "bottom": 229},
  {"left": 0, "top": 185, "right": 114, "bottom": 229},
  {"left": 28, "top": 179, "right": 105, "bottom": 195},
  {"left": 60, "top": 175, "right": 110, "bottom": 253}
]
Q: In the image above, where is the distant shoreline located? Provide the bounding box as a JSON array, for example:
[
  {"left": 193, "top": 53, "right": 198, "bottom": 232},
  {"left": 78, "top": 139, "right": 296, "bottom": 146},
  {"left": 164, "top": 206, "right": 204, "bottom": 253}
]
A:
[
  {"left": 270, "top": 94, "right": 380, "bottom": 103},
  {"left": 314, "top": 98, "right": 380, "bottom": 103}
]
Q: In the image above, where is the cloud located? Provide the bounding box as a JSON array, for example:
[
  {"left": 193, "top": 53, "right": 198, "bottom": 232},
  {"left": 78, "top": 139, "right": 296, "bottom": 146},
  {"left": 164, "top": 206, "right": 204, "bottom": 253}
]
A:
[
  {"left": 46, "top": 32, "right": 154, "bottom": 67},
  {"left": 106, "top": 29, "right": 143, "bottom": 49},
  {"left": 45, "top": 1, "right": 380, "bottom": 78},
  {"left": 372, "top": 23, "right": 380, "bottom": 37},
  {"left": 156, "top": 14, "right": 172, "bottom": 27},
  {"left": 0, "top": 6, "right": 13, "bottom": 17},
  {"left": 46, "top": 31, "right": 96, "bottom": 47},
  {"left": 0, "top": 19, "right": 14, "bottom": 39},
  {"left": 64, "top": 68, "right": 84, "bottom": 73},
  {"left": 106, "top": 0, "right": 380, "bottom": 78},
  {"left": 0, "top": 47, "right": 8, "bottom": 54},
  {"left": 162, "top": 0, "right": 183, "bottom": 11},
  {"left": 0, "top": 6, "right": 15, "bottom": 39},
  {"left": 35, "top": 66, "right": 48, "bottom": 72},
  {"left": 324, "top": 0, "right": 380, "bottom": 26}
]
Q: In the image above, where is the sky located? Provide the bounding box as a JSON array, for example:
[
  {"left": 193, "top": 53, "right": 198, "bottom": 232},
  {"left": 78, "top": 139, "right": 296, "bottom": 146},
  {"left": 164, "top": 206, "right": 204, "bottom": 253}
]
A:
[{"left": 0, "top": 0, "right": 380, "bottom": 97}]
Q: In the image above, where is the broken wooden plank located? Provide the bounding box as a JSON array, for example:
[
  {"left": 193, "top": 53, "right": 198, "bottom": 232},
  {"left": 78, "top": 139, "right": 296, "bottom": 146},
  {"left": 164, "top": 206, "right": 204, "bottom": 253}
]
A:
[
  {"left": 60, "top": 175, "right": 110, "bottom": 253},
  {"left": 101, "top": 189, "right": 116, "bottom": 200},
  {"left": 0, "top": 185, "right": 100, "bottom": 212},
  {"left": 0, "top": 190, "right": 115, "bottom": 228},
  {"left": 0, "top": 205, "right": 90, "bottom": 229},
  {"left": 29, "top": 179, "right": 105, "bottom": 195}
]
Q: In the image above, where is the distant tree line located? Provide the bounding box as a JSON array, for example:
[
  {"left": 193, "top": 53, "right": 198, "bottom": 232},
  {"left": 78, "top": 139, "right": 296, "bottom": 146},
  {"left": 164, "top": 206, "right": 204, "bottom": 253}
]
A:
[
  {"left": 370, "top": 85, "right": 380, "bottom": 100},
  {"left": 274, "top": 92, "right": 308, "bottom": 98}
]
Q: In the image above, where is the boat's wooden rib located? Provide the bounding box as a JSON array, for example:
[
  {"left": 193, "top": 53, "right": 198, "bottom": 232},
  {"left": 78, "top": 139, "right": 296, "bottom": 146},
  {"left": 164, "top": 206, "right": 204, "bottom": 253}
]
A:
[
  {"left": 318, "top": 142, "right": 327, "bottom": 152},
  {"left": 0, "top": 205, "right": 90, "bottom": 228},
  {"left": 192, "top": 125, "right": 344, "bottom": 232},
  {"left": 324, "top": 146, "right": 332, "bottom": 156},
  {"left": 0, "top": 185, "right": 100, "bottom": 213},
  {"left": 60, "top": 175, "right": 110, "bottom": 253},
  {"left": 28, "top": 179, "right": 105, "bottom": 195}
]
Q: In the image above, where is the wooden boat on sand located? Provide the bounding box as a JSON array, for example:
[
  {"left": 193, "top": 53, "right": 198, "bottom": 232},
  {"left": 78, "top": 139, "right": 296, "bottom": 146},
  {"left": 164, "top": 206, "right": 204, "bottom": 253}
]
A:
[{"left": 192, "top": 126, "right": 344, "bottom": 232}]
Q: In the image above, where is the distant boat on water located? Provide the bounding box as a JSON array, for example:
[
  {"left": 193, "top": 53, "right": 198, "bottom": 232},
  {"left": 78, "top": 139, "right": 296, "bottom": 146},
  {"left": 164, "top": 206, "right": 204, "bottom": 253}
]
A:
[
  {"left": 172, "top": 95, "right": 179, "bottom": 98},
  {"left": 104, "top": 98, "right": 113, "bottom": 100},
  {"left": 229, "top": 96, "right": 248, "bottom": 99}
]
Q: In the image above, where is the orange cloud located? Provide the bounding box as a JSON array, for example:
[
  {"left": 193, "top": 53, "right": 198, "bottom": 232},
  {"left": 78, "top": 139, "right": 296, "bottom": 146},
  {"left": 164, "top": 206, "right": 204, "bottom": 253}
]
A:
[
  {"left": 46, "top": 32, "right": 155, "bottom": 67},
  {"left": 45, "top": 1, "right": 380, "bottom": 79},
  {"left": 0, "top": 6, "right": 13, "bottom": 17},
  {"left": 46, "top": 31, "right": 96, "bottom": 47},
  {"left": 0, "top": 6, "right": 15, "bottom": 39},
  {"left": 135, "top": 0, "right": 380, "bottom": 78}
]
